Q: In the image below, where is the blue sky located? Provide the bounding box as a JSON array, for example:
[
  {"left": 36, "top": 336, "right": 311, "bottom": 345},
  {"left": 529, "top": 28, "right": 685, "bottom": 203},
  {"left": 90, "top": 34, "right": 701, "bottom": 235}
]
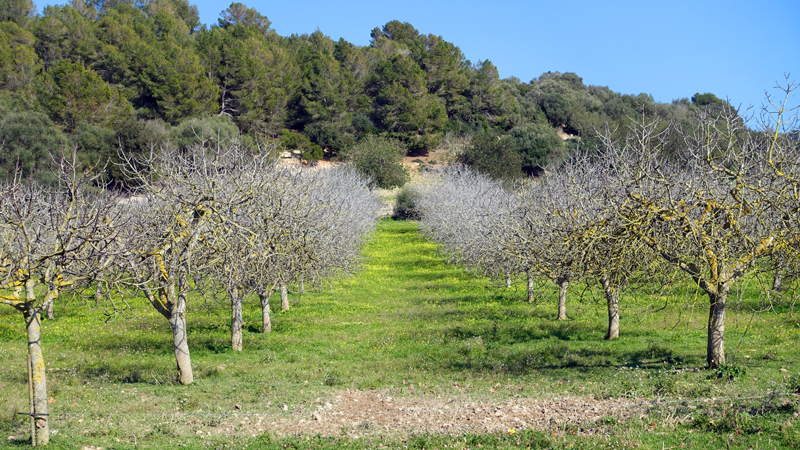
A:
[{"left": 35, "top": 0, "right": 799, "bottom": 121}]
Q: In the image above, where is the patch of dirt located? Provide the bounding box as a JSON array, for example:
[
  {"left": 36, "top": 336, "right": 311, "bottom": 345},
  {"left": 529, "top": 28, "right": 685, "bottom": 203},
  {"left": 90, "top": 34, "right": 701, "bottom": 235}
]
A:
[
  {"left": 202, "top": 389, "right": 648, "bottom": 439},
  {"left": 404, "top": 147, "right": 452, "bottom": 179},
  {"left": 557, "top": 125, "right": 577, "bottom": 141}
]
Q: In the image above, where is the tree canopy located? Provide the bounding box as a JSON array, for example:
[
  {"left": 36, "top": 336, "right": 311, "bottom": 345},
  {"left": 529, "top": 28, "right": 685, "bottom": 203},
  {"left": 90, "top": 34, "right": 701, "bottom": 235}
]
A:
[{"left": 0, "top": 2, "right": 754, "bottom": 181}]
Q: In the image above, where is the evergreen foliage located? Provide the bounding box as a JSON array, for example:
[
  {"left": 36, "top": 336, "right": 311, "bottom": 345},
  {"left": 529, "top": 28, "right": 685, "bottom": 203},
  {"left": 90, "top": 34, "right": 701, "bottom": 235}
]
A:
[
  {"left": 342, "top": 134, "right": 409, "bottom": 189},
  {"left": 0, "top": 110, "right": 66, "bottom": 185},
  {"left": 456, "top": 132, "right": 524, "bottom": 181},
  {"left": 0, "top": 2, "right": 753, "bottom": 184}
]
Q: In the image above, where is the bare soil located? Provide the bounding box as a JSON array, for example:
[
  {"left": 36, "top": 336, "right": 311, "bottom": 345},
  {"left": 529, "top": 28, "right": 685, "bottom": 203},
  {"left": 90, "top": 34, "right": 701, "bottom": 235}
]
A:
[{"left": 196, "top": 389, "right": 646, "bottom": 440}]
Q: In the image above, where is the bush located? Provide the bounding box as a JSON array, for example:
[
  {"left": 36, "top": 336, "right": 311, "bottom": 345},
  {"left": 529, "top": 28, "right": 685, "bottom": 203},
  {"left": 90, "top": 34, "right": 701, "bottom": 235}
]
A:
[
  {"left": 73, "top": 122, "right": 116, "bottom": 174},
  {"left": 341, "top": 135, "right": 409, "bottom": 189},
  {"left": 301, "top": 143, "right": 324, "bottom": 162},
  {"left": 0, "top": 110, "right": 67, "bottom": 185},
  {"left": 171, "top": 115, "right": 240, "bottom": 150},
  {"left": 279, "top": 129, "right": 324, "bottom": 162},
  {"left": 304, "top": 121, "right": 355, "bottom": 155},
  {"left": 392, "top": 185, "right": 420, "bottom": 220},
  {"left": 456, "top": 132, "right": 523, "bottom": 181},
  {"left": 111, "top": 119, "right": 170, "bottom": 188},
  {"left": 508, "top": 122, "right": 564, "bottom": 174},
  {"left": 279, "top": 129, "right": 309, "bottom": 150}
]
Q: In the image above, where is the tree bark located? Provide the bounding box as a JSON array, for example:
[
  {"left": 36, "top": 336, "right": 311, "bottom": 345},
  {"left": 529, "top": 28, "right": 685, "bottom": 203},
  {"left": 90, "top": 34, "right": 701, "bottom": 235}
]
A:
[
  {"left": 601, "top": 275, "right": 619, "bottom": 340},
  {"left": 506, "top": 272, "right": 512, "bottom": 288},
  {"left": 707, "top": 290, "right": 727, "bottom": 368},
  {"left": 299, "top": 276, "right": 305, "bottom": 294},
  {"left": 230, "top": 287, "right": 243, "bottom": 352},
  {"left": 772, "top": 255, "right": 785, "bottom": 291},
  {"left": 259, "top": 290, "right": 273, "bottom": 333},
  {"left": 556, "top": 276, "right": 569, "bottom": 320},
  {"left": 280, "top": 283, "right": 289, "bottom": 311},
  {"left": 45, "top": 301, "right": 54, "bottom": 321},
  {"left": 24, "top": 307, "right": 49, "bottom": 446},
  {"left": 168, "top": 307, "right": 193, "bottom": 385},
  {"left": 527, "top": 271, "right": 534, "bottom": 303}
]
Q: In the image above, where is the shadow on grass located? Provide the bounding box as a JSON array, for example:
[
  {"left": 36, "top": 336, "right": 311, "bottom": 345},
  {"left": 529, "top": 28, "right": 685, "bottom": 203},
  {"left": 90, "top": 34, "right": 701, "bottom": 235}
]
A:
[{"left": 442, "top": 343, "right": 703, "bottom": 376}]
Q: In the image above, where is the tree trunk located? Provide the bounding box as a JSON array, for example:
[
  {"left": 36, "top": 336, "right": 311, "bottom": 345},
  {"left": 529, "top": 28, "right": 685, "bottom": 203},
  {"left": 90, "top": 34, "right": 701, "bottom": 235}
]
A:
[
  {"left": 506, "top": 272, "right": 512, "bottom": 288},
  {"left": 230, "top": 287, "right": 243, "bottom": 352},
  {"left": 259, "top": 290, "right": 273, "bottom": 333},
  {"left": 707, "top": 290, "right": 727, "bottom": 368},
  {"left": 527, "top": 271, "right": 534, "bottom": 303},
  {"left": 24, "top": 307, "right": 49, "bottom": 446},
  {"left": 280, "top": 283, "right": 289, "bottom": 311},
  {"left": 556, "top": 276, "right": 569, "bottom": 320},
  {"left": 45, "top": 301, "right": 54, "bottom": 321},
  {"left": 601, "top": 275, "right": 619, "bottom": 340},
  {"left": 168, "top": 309, "right": 193, "bottom": 385},
  {"left": 299, "top": 276, "right": 305, "bottom": 294},
  {"left": 772, "top": 255, "right": 785, "bottom": 291}
]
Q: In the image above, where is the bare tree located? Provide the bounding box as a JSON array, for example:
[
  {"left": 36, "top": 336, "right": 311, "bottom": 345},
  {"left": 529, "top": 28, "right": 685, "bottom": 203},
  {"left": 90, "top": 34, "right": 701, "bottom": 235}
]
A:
[
  {"left": 250, "top": 166, "right": 381, "bottom": 316},
  {"left": 119, "top": 141, "right": 278, "bottom": 383},
  {"left": 414, "top": 167, "right": 519, "bottom": 288},
  {"left": 204, "top": 164, "right": 380, "bottom": 350},
  {"left": 504, "top": 170, "right": 585, "bottom": 317},
  {"left": 602, "top": 102, "right": 794, "bottom": 367},
  {"left": 0, "top": 149, "right": 121, "bottom": 445}
]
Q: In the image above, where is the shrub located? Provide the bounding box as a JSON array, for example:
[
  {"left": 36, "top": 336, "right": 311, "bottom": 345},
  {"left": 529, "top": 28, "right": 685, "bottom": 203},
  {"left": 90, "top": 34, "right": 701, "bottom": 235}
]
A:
[
  {"left": 456, "top": 132, "right": 523, "bottom": 181},
  {"left": 304, "top": 121, "right": 355, "bottom": 155},
  {"left": 0, "top": 110, "right": 67, "bottom": 185},
  {"left": 392, "top": 185, "right": 420, "bottom": 220},
  {"left": 171, "top": 115, "right": 240, "bottom": 150},
  {"left": 341, "top": 135, "right": 409, "bottom": 189},
  {"left": 73, "top": 122, "right": 116, "bottom": 174},
  {"left": 279, "top": 129, "right": 323, "bottom": 162},
  {"left": 301, "top": 143, "right": 323, "bottom": 162},
  {"left": 507, "top": 122, "right": 564, "bottom": 174}
]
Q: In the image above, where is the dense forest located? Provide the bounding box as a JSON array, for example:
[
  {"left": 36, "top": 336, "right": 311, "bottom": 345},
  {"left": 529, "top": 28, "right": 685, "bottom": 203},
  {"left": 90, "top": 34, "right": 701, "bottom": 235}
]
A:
[{"left": 1, "top": 0, "right": 736, "bottom": 186}]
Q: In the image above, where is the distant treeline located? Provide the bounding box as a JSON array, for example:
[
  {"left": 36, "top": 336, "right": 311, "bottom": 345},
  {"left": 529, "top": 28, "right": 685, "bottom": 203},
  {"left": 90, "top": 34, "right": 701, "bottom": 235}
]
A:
[{"left": 1, "top": 0, "right": 735, "bottom": 185}]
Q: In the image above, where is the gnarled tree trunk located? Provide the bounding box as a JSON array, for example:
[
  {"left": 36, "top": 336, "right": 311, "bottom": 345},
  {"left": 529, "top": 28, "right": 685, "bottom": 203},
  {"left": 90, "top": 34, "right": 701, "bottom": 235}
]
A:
[
  {"left": 230, "top": 286, "right": 243, "bottom": 352},
  {"left": 601, "top": 274, "right": 619, "bottom": 340},
  {"left": 24, "top": 306, "right": 49, "bottom": 446},
  {"left": 259, "top": 289, "right": 273, "bottom": 333}
]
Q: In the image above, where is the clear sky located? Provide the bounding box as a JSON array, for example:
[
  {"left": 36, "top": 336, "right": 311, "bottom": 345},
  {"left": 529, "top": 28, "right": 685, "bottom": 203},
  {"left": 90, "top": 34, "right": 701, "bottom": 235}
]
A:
[{"left": 35, "top": 0, "right": 800, "bottom": 121}]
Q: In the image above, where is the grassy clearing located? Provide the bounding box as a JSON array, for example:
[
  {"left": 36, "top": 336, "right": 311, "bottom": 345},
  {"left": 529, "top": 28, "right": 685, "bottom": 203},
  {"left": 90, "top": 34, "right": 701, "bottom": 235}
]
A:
[{"left": 1, "top": 220, "right": 799, "bottom": 449}]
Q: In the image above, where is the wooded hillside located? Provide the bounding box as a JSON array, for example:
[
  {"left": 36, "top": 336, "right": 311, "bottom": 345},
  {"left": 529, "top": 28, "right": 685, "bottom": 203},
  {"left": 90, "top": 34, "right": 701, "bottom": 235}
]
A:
[{"left": 1, "top": 0, "right": 738, "bottom": 185}]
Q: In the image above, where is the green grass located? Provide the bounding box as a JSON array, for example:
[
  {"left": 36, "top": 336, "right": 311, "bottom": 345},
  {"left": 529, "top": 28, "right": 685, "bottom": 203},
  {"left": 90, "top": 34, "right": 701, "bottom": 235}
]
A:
[{"left": 1, "top": 219, "right": 799, "bottom": 449}]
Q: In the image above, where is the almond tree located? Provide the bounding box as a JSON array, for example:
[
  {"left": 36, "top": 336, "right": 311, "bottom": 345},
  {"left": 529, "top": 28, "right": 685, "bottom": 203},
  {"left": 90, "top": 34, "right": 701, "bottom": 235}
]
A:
[
  {"left": 120, "top": 141, "right": 277, "bottom": 383},
  {"left": 505, "top": 170, "right": 585, "bottom": 317},
  {"left": 206, "top": 164, "right": 380, "bottom": 350},
  {"left": 0, "top": 150, "right": 121, "bottom": 445},
  {"left": 248, "top": 165, "right": 380, "bottom": 321},
  {"left": 414, "top": 167, "right": 520, "bottom": 288},
  {"left": 604, "top": 105, "right": 792, "bottom": 367},
  {"left": 758, "top": 78, "right": 800, "bottom": 267}
]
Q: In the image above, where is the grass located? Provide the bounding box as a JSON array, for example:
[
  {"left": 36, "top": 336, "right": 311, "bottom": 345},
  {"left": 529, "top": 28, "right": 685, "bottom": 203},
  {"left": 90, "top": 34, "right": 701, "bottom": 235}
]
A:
[{"left": 1, "top": 219, "right": 799, "bottom": 449}]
